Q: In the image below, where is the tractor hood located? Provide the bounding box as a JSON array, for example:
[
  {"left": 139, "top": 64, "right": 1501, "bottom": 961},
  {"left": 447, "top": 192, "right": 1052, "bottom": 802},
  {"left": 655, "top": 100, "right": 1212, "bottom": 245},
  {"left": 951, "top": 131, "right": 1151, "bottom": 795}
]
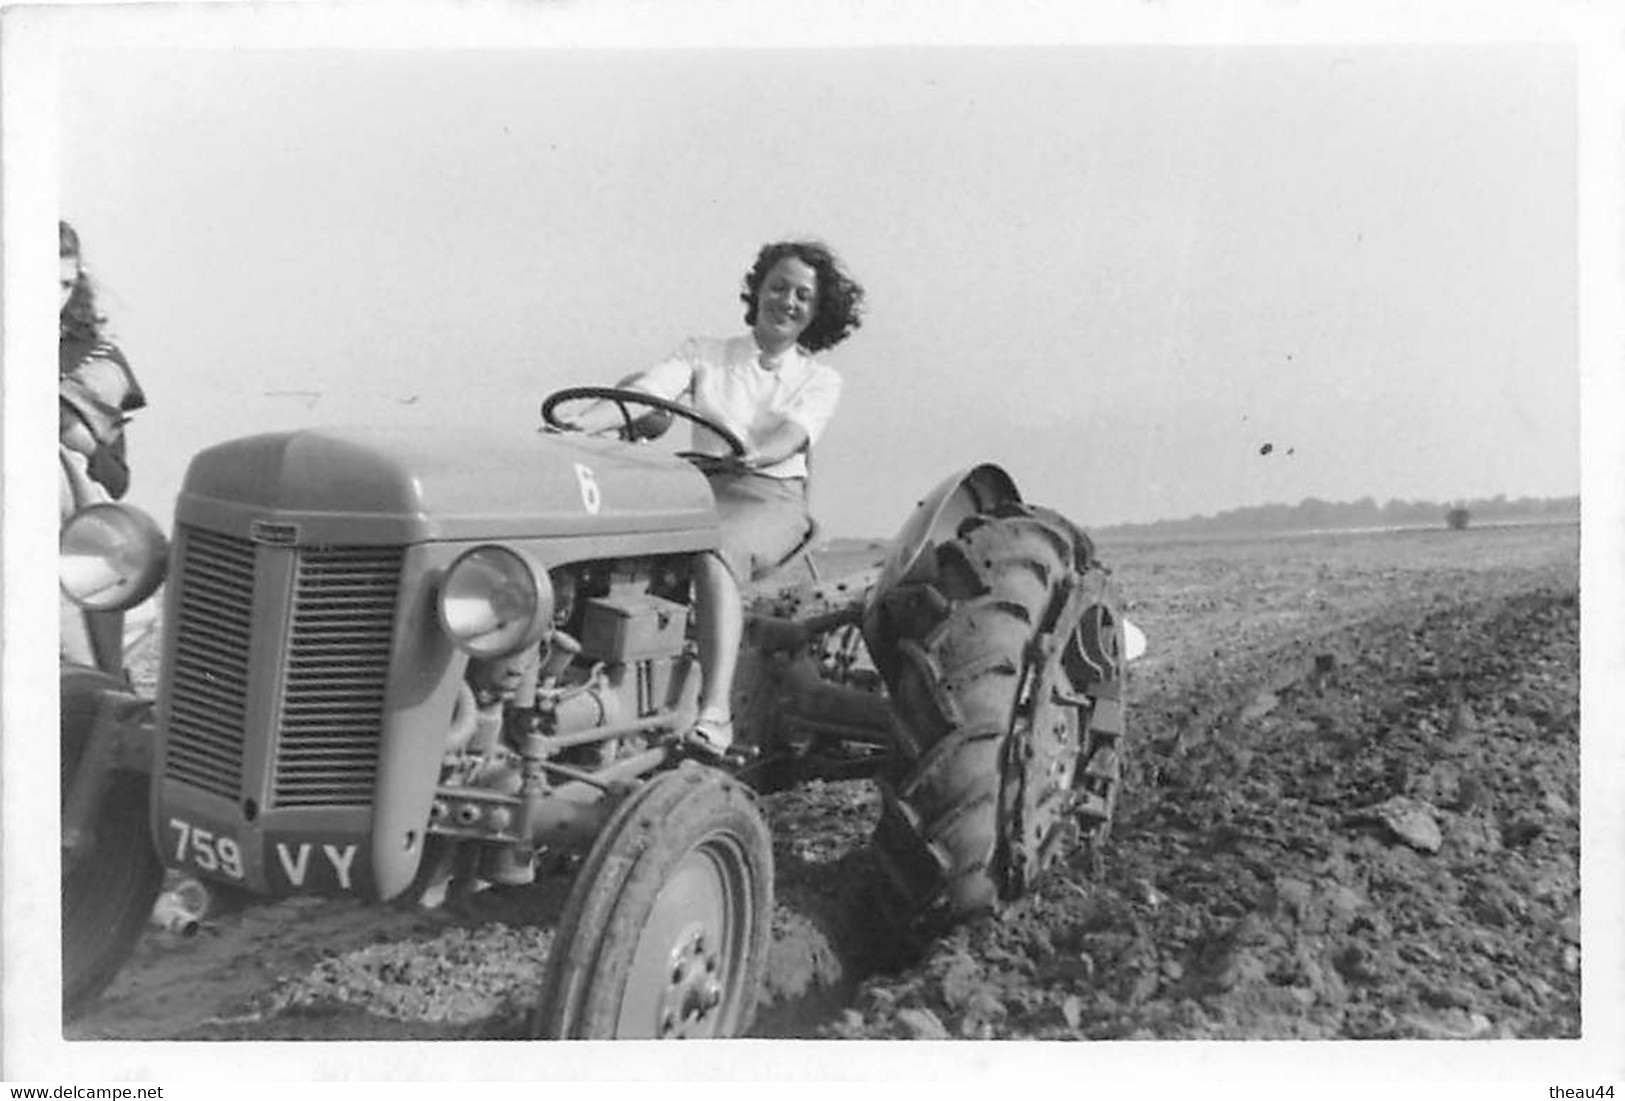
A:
[{"left": 175, "top": 424, "right": 718, "bottom": 545}]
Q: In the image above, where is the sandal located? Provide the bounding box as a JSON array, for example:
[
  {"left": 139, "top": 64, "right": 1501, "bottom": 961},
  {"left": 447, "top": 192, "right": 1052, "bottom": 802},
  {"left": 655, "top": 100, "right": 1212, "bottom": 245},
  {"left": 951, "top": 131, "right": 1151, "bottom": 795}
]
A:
[{"left": 681, "top": 714, "right": 757, "bottom": 767}]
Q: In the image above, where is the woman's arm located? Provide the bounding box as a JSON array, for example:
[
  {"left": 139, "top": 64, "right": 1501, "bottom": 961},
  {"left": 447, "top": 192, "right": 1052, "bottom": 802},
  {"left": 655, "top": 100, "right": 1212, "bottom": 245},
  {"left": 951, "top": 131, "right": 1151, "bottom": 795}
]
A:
[
  {"left": 739, "top": 417, "right": 810, "bottom": 470},
  {"left": 555, "top": 393, "right": 641, "bottom": 434},
  {"left": 550, "top": 348, "right": 696, "bottom": 434},
  {"left": 738, "top": 365, "right": 840, "bottom": 469}
]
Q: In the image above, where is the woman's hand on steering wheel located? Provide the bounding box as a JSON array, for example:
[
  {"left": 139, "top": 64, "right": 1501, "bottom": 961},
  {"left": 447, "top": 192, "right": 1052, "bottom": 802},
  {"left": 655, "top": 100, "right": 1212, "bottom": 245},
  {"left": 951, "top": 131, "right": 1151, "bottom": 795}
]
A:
[
  {"left": 683, "top": 449, "right": 765, "bottom": 476},
  {"left": 540, "top": 386, "right": 748, "bottom": 458},
  {"left": 542, "top": 417, "right": 614, "bottom": 439}
]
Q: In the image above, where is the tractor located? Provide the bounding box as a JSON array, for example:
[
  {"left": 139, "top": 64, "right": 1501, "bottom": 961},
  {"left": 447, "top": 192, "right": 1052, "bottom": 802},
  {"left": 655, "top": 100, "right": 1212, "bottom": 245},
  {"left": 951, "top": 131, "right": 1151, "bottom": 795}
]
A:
[{"left": 58, "top": 386, "right": 1136, "bottom": 1037}]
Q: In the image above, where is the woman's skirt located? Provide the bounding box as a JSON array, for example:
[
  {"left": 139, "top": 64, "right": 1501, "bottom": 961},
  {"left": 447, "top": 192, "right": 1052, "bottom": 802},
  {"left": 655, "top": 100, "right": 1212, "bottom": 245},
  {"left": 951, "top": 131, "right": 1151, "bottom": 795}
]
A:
[{"left": 706, "top": 471, "right": 811, "bottom": 585}]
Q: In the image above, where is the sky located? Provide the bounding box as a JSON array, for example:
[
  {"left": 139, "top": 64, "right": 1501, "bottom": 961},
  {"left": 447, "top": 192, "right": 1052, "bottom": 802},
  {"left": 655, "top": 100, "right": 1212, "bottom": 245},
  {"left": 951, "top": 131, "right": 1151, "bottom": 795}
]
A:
[{"left": 41, "top": 26, "right": 1578, "bottom": 538}]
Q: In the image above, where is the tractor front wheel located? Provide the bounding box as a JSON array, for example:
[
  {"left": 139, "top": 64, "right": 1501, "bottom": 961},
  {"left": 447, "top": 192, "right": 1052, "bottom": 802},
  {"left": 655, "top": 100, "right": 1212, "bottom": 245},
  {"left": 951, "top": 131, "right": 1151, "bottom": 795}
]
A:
[
  {"left": 61, "top": 666, "right": 162, "bottom": 1019},
  {"left": 534, "top": 763, "right": 774, "bottom": 1039}
]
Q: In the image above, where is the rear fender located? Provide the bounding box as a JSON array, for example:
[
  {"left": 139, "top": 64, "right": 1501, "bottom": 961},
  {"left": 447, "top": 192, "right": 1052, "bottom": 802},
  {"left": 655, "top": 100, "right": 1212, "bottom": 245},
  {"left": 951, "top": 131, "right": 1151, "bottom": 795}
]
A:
[{"left": 866, "top": 464, "right": 1022, "bottom": 608}]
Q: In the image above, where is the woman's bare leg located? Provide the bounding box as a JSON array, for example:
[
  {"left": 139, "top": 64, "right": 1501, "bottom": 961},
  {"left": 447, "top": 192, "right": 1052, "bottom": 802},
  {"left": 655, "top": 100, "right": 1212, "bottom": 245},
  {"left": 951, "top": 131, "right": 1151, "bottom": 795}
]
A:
[{"left": 694, "top": 551, "right": 742, "bottom": 743}]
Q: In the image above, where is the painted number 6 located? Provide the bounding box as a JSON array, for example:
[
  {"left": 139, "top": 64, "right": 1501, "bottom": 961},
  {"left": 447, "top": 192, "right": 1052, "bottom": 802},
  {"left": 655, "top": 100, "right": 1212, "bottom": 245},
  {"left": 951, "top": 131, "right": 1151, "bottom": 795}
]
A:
[{"left": 573, "top": 462, "right": 602, "bottom": 515}]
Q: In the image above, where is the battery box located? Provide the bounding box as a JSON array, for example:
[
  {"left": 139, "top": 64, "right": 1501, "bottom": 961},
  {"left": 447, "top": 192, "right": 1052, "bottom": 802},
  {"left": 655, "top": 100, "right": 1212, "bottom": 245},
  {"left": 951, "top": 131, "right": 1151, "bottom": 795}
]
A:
[{"left": 579, "top": 593, "right": 691, "bottom": 662}]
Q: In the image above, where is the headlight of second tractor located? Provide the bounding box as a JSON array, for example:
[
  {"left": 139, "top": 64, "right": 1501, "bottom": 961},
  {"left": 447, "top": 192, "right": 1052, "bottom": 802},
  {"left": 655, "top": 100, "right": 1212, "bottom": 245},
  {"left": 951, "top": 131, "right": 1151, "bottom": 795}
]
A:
[{"left": 59, "top": 502, "right": 169, "bottom": 612}]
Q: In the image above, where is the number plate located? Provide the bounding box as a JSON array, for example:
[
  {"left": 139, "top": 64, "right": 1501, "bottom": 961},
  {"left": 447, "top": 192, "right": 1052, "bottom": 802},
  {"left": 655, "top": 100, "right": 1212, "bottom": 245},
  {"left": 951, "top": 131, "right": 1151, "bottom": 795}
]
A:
[{"left": 167, "top": 816, "right": 246, "bottom": 879}]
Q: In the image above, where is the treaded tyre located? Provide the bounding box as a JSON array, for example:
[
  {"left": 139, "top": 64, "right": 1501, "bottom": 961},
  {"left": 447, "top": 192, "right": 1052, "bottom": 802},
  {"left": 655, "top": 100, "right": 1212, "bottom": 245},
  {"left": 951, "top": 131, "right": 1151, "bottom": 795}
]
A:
[
  {"left": 864, "top": 502, "right": 1127, "bottom": 943},
  {"left": 534, "top": 762, "right": 774, "bottom": 1039},
  {"left": 61, "top": 665, "right": 162, "bottom": 1019}
]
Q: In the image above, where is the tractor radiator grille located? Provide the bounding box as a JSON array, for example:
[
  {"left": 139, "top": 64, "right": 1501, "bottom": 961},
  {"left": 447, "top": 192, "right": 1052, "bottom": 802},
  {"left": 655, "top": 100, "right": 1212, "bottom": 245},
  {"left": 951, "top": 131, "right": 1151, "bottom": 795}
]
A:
[
  {"left": 270, "top": 547, "right": 401, "bottom": 807},
  {"left": 164, "top": 528, "right": 257, "bottom": 800},
  {"left": 163, "top": 527, "right": 402, "bottom": 809}
]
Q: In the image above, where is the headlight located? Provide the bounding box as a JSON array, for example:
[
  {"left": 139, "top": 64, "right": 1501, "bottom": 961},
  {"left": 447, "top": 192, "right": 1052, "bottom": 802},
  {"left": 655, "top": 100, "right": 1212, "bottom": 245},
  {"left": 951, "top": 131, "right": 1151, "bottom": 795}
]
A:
[
  {"left": 437, "top": 545, "right": 554, "bottom": 658},
  {"left": 60, "top": 503, "right": 169, "bottom": 612}
]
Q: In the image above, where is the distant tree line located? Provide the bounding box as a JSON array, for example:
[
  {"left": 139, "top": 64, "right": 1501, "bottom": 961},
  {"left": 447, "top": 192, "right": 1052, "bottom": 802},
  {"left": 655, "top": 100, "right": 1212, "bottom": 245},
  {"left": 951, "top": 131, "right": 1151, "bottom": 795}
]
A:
[{"left": 1096, "top": 494, "right": 1579, "bottom": 540}]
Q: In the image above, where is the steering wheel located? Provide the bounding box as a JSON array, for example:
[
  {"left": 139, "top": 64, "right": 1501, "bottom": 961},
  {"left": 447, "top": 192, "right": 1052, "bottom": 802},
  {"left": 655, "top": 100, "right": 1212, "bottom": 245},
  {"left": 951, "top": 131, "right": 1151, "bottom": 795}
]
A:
[{"left": 541, "top": 386, "right": 747, "bottom": 459}]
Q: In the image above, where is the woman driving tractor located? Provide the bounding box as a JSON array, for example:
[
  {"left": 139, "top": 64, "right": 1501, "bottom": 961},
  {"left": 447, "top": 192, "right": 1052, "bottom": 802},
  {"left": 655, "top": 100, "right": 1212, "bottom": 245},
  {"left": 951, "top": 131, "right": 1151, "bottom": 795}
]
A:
[{"left": 550, "top": 238, "right": 866, "bottom": 758}]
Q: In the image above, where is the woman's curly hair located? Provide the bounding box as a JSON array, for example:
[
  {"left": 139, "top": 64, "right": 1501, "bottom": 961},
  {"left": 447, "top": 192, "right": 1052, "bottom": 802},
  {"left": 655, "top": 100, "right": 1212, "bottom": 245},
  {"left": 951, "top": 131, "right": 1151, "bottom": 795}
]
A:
[
  {"left": 740, "top": 239, "right": 865, "bottom": 354},
  {"left": 59, "top": 220, "right": 104, "bottom": 343}
]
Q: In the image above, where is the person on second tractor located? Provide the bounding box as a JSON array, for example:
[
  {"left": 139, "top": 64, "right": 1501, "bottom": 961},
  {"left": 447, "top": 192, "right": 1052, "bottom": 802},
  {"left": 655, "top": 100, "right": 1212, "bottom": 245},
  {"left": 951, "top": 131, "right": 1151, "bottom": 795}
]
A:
[
  {"left": 60, "top": 219, "right": 150, "bottom": 670},
  {"left": 60, "top": 220, "right": 146, "bottom": 501},
  {"left": 555, "top": 238, "right": 866, "bottom": 758}
]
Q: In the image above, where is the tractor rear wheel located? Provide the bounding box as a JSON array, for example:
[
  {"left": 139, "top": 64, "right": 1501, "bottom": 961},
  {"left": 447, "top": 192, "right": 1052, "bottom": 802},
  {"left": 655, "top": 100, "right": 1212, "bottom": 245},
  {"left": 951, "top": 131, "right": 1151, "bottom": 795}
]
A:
[
  {"left": 534, "top": 763, "right": 774, "bottom": 1039},
  {"left": 61, "top": 666, "right": 163, "bottom": 1019},
  {"left": 864, "top": 503, "right": 1127, "bottom": 944}
]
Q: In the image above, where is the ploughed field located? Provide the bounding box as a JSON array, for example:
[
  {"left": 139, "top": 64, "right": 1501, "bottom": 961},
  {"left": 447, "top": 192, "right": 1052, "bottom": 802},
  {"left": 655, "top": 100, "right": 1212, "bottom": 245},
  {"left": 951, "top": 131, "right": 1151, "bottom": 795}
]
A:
[{"left": 67, "top": 522, "right": 1580, "bottom": 1042}]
